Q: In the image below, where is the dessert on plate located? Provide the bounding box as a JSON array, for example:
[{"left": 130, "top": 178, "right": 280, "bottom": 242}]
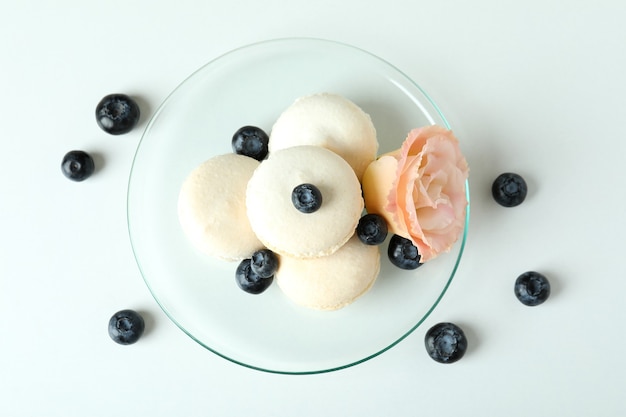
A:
[
  {"left": 178, "top": 153, "right": 263, "bottom": 261},
  {"left": 177, "top": 92, "right": 468, "bottom": 311},
  {"left": 269, "top": 93, "right": 378, "bottom": 181},
  {"left": 276, "top": 234, "right": 380, "bottom": 311},
  {"left": 246, "top": 145, "right": 363, "bottom": 259}
]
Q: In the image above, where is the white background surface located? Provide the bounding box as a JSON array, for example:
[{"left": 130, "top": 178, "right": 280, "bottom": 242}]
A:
[{"left": 1, "top": 1, "right": 625, "bottom": 416}]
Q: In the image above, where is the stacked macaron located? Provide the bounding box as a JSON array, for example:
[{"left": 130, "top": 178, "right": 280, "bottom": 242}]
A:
[
  {"left": 178, "top": 153, "right": 262, "bottom": 261},
  {"left": 178, "top": 93, "right": 381, "bottom": 310}
]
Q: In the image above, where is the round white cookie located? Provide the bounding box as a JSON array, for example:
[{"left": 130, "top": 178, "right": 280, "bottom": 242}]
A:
[
  {"left": 276, "top": 235, "right": 380, "bottom": 311},
  {"left": 269, "top": 93, "right": 378, "bottom": 180},
  {"left": 178, "top": 153, "right": 263, "bottom": 261},
  {"left": 246, "top": 145, "right": 364, "bottom": 259}
]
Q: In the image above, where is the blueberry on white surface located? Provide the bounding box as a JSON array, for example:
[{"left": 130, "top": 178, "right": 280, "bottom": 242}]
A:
[
  {"left": 424, "top": 322, "right": 468, "bottom": 364},
  {"left": 95, "top": 93, "right": 140, "bottom": 135},
  {"left": 250, "top": 249, "right": 279, "bottom": 279},
  {"left": 492, "top": 172, "right": 527, "bottom": 207},
  {"left": 231, "top": 126, "right": 269, "bottom": 161},
  {"left": 291, "top": 183, "right": 322, "bottom": 213},
  {"left": 61, "top": 150, "right": 95, "bottom": 182},
  {"left": 356, "top": 214, "right": 388, "bottom": 245},
  {"left": 236, "top": 259, "right": 274, "bottom": 294},
  {"left": 108, "top": 309, "right": 145, "bottom": 345},
  {"left": 387, "top": 234, "right": 422, "bottom": 270},
  {"left": 515, "top": 271, "right": 551, "bottom": 306}
]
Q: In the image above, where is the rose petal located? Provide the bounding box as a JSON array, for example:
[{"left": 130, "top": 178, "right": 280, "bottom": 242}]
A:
[
  {"left": 362, "top": 155, "right": 405, "bottom": 234},
  {"left": 398, "top": 154, "right": 427, "bottom": 242}
]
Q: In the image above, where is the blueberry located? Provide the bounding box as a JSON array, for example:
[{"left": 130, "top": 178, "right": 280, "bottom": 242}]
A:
[
  {"left": 387, "top": 234, "right": 422, "bottom": 270},
  {"left": 231, "top": 126, "right": 269, "bottom": 161},
  {"left": 356, "top": 214, "right": 388, "bottom": 245},
  {"left": 61, "top": 150, "right": 95, "bottom": 182},
  {"left": 108, "top": 309, "right": 145, "bottom": 345},
  {"left": 292, "top": 183, "right": 322, "bottom": 213},
  {"left": 424, "top": 322, "right": 468, "bottom": 364},
  {"left": 95, "top": 94, "right": 140, "bottom": 135},
  {"left": 250, "top": 249, "right": 279, "bottom": 279},
  {"left": 235, "top": 259, "right": 274, "bottom": 294},
  {"left": 515, "top": 271, "right": 551, "bottom": 306},
  {"left": 492, "top": 172, "right": 527, "bottom": 207}
]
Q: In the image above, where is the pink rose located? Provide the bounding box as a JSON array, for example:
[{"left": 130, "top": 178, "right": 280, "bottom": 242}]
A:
[{"left": 362, "top": 126, "right": 469, "bottom": 262}]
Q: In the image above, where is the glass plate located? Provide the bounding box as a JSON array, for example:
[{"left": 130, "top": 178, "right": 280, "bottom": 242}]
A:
[{"left": 127, "top": 38, "right": 469, "bottom": 374}]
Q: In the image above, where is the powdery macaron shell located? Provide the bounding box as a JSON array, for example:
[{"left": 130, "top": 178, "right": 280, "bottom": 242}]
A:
[
  {"left": 269, "top": 93, "right": 378, "bottom": 181},
  {"left": 178, "top": 153, "right": 264, "bottom": 261},
  {"left": 276, "top": 234, "right": 381, "bottom": 311},
  {"left": 246, "top": 145, "right": 364, "bottom": 259}
]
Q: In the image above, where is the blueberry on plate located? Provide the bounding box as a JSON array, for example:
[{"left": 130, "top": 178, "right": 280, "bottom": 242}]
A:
[
  {"left": 61, "top": 150, "right": 95, "bottom": 182},
  {"left": 515, "top": 271, "right": 551, "bottom": 306},
  {"left": 292, "top": 183, "right": 322, "bottom": 213},
  {"left": 95, "top": 93, "right": 140, "bottom": 135},
  {"left": 108, "top": 309, "right": 145, "bottom": 345},
  {"left": 492, "top": 172, "right": 527, "bottom": 207},
  {"left": 250, "top": 249, "right": 279, "bottom": 279},
  {"left": 424, "top": 322, "right": 468, "bottom": 364},
  {"left": 231, "top": 126, "right": 269, "bottom": 161},
  {"left": 236, "top": 259, "right": 274, "bottom": 294},
  {"left": 388, "top": 234, "right": 422, "bottom": 270},
  {"left": 356, "top": 213, "right": 388, "bottom": 245}
]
